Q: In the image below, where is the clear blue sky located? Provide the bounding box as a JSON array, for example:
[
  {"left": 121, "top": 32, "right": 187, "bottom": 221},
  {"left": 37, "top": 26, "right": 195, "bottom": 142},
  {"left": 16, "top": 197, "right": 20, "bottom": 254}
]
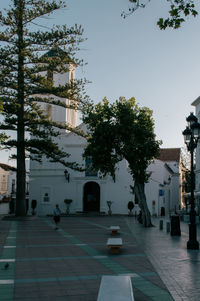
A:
[{"left": 1, "top": 0, "right": 200, "bottom": 164}]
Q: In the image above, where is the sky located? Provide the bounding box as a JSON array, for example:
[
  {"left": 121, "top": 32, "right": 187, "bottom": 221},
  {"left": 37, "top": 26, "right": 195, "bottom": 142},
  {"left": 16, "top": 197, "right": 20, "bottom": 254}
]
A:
[{"left": 1, "top": 0, "right": 200, "bottom": 165}]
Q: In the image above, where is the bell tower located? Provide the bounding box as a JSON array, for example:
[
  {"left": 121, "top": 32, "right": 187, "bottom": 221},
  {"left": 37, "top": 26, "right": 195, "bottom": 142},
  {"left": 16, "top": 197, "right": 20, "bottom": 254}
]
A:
[{"left": 42, "top": 48, "right": 78, "bottom": 131}]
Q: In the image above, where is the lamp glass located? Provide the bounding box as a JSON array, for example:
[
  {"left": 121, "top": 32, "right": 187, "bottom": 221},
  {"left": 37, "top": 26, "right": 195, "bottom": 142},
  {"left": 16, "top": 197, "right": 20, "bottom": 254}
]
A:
[
  {"left": 184, "top": 133, "right": 191, "bottom": 144},
  {"left": 185, "top": 134, "right": 191, "bottom": 144},
  {"left": 183, "top": 127, "right": 191, "bottom": 144},
  {"left": 193, "top": 126, "right": 200, "bottom": 139}
]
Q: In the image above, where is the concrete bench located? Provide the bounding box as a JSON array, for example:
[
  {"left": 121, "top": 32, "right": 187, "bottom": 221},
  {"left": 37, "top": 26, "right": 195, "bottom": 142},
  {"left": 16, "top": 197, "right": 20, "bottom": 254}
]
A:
[
  {"left": 109, "top": 226, "right": 120, "bottom": 235},
  {"left": 107, "top": 238, "right": 122, "bottom": 254},
  {"left": 97, "top": 275, "right": 134, "bottom": 301}
]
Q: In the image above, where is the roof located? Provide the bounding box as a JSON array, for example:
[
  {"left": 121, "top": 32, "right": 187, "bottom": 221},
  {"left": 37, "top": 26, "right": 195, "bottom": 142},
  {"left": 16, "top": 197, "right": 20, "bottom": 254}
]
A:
[
  {"left": 43, "top": 48, "right": 76, "bottom": 65},
  {"left": 191, "top": 96, "right": 200, "bottom": 106},
  {"left": 0, "top": 163, "right": 16, "bottom": 172},
  {"left": 158, "top": 148, "right": 181, "bottom": 162},
  {"left": 164, "top": 163, "right": 179, "bottom": 174}
]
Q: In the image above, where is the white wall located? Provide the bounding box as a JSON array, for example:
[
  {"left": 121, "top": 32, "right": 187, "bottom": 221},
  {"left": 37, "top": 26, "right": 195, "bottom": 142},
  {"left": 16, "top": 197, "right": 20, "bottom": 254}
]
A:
[{"left": 30, "top": 130, "right": 181, "bottom": 217}]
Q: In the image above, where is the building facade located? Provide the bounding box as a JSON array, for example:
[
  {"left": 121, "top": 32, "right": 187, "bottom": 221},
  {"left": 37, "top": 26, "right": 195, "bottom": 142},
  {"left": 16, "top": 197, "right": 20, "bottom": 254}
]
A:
[
  {"left": 29, "top": 54, "right": 181, "bottom": 217},
  {"left": 0, "top": 162, "right": 30, "bottom": 215},
  {"left": 189, "top": 96, "right": 200, "bottom": 214},
  {"left": 29, "top": 130, "right": 181, "bottom": 217},
  {"left": 0, "top": 163, "right": 16, "bottom": 214}
]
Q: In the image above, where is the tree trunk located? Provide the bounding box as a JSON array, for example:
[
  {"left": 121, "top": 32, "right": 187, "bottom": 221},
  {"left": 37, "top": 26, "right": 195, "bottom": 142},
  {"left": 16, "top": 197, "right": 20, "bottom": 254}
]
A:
[
  {"left": 15, "top": 0, "right": 26, "bottom": 216},
  {"left": 134, "top": 181, "right": 153, "bottom": 227}
]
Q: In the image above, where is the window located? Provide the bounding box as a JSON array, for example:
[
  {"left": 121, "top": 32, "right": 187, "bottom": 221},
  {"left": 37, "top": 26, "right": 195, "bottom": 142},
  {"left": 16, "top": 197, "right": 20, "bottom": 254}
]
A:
[
  {"left": 85, "top": 157, "right": 98, "bottom": 177},
  {"left": 43, "top": 193, "right": 50, "bottom": 202},
  {"left": 41, "top": 187, "right": 51, "bottom": 203},
  {"left": 0, "top": 174, "right": 8, "bottom": 192},
  {"left": 11, "top": 179, "right": 15, "bottom": 194},
  {"left": 159, "top": 189, "right": 165, "bottom": 196}
]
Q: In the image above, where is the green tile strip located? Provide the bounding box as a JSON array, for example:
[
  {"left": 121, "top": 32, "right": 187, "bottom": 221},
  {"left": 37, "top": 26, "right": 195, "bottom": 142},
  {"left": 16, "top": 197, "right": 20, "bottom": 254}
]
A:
[
  {"left": 13, "top": 272, "right": 158, "bottom": 284},
  {"left": 44, "top": 218, "right": 173, "bottom": 300},
  {"left": 0, "top": 221, "right": 17, "bottom": 301},
  {"left": 15, "top": 275, "right": 100, "bottom": 284},
  {"left": 15, "top": 242, "right": 138, "bottom": 248},
  {"left": 130, "top": 274, "right": 174, "bottom": 301},
  {"left": 79, "top": 218, "right": 131, "bottom": 236},
  {"left": 15, "top": 253, "right": 145, "bottom": 262}
]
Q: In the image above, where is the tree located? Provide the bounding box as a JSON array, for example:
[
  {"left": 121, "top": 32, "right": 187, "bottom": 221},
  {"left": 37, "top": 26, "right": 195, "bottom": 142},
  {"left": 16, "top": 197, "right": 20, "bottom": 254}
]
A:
[
  {"left": 82, "top": 97, "right": 161, "bottom": 227},
  {"left": 0, "top": 101, "right": 8, "bottom": 144},
  {"left": 122, "top": 0, "right": 198, "bottom": 29},
  {"left": 0, "top": 0, "right": 87, "bottom": 216}
]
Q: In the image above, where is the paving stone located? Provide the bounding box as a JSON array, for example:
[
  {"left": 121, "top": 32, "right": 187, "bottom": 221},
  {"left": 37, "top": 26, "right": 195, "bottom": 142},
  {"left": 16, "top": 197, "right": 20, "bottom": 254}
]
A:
[{"left": 1, "top": 215, "right": 197, "bottom": 300}]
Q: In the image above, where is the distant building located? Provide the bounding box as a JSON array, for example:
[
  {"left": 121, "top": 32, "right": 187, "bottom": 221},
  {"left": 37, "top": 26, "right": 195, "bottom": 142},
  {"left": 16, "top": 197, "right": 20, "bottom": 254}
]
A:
[
  {"left": 0, "top": 162, "right": 29, "bottom": 215},
  {"left": 0, "top": 163, "right": 16, "bottom": 214},
  {"left": 146, "top": 148, "right": 181, "bottom": 217},
  {"left": 189, "top": 96, "right": 200, "bottom": 214}
]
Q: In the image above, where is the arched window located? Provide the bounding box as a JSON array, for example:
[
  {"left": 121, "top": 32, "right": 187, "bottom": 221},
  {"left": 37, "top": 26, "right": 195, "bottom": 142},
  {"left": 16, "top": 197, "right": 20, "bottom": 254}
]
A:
[{"left": 85, "top": 157, "right": 97, "bottom": 177}]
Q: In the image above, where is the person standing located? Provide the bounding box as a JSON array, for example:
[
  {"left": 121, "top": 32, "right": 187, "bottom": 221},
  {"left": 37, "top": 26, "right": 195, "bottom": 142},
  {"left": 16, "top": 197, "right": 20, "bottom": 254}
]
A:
[{"left": 53, "top": 204, "right": 61, "bottom": 230}]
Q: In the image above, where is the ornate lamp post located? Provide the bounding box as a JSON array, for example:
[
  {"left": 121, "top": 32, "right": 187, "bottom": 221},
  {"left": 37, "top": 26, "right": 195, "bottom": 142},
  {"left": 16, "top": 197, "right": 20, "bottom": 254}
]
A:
[{"left": 183, "top": 112, "right": 200, "bottom": 250}]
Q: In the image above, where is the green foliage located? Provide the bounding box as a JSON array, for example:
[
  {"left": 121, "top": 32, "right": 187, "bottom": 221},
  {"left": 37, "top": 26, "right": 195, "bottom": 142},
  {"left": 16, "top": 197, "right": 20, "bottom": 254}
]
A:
[
  {"left": 0, "top": 100, "right": 3, "bottom": 112},
  {"left": 0, "top": 132, "right": 8, "bottom": 145},
  {"left": 64, "top": 199, "right": 73, "bottom": 205},
  {"left": 157, "top": 1, "right": 198, "bottom": 30},
  {"left": 128, "top": 201, "right": 134, "bottom": 211},
  {"left": 31, "top": 199, "right": 37, "bottom": 210},
  {"left": 82, "top": 97, "right": 161, "bottom": 184},
  {"left": 107, "top": 200, "right": 113, "bottom": 208},
  {"left": 122, "top": 0, "right": 198, "bottom": 29},
  {"left": 31, "top": 199, "right": 37, "bottom": 215},
  {"left": 0, "top": 0, "right": 87, "bottom": 216}
]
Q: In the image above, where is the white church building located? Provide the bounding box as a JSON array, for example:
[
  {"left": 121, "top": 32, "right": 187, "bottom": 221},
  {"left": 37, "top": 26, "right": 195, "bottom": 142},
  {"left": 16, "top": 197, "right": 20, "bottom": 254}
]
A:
[{"left": 29, "top": 55, "right": 181, "bottom": 217}]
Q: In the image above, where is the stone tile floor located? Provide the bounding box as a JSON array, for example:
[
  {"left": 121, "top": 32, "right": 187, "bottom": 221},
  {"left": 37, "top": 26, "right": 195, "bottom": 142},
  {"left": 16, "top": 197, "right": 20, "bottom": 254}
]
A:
[
  {"left": 0, "top": 215, "right": 199, "bottom": 300},
  {"left": 126, "top": 216, "right": 200, "bottom": 301}
]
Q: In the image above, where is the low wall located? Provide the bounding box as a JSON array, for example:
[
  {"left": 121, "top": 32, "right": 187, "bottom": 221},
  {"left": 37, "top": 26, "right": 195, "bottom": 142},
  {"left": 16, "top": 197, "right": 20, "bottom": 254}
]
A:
[{"left": 0, "top": 203, "right": 9, "bottom": 215}]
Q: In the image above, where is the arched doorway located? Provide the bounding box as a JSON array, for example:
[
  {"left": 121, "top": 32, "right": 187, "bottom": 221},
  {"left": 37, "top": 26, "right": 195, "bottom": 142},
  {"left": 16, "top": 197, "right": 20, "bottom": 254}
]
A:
[{"left": 83, "top": 182, "right": 100, "bottom": 212}]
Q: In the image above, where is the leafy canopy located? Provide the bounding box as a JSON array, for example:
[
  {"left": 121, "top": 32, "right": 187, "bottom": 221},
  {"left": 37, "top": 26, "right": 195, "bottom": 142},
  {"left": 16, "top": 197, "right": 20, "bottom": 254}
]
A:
[
  {"left": 122, "top": 0, "right": 198, "bottom": 29},
  {"left": 82, "top": 97, "right": 161, "bottom": 183}
]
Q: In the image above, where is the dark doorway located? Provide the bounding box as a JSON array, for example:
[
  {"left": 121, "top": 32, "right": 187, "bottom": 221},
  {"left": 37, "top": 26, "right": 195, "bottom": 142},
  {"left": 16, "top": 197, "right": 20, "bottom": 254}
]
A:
[{"left": 83, "top": 182, "right": 100, "bottom": 212}]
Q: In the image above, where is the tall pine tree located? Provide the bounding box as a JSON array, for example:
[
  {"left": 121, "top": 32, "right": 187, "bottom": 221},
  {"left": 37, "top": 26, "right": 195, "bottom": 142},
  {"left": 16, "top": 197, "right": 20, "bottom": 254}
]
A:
[{"left": 0, "top": 0, "right": 87, "bottom": 216}]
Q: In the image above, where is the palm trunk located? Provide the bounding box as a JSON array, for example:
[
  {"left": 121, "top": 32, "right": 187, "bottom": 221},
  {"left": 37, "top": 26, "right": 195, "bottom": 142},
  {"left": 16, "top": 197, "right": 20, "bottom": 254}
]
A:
[
  {"left": 134, "top": 180, "right": 153, "bottom": 227},
  {"left": 15, "top": 0, "right": 26, "bottom": 216}
]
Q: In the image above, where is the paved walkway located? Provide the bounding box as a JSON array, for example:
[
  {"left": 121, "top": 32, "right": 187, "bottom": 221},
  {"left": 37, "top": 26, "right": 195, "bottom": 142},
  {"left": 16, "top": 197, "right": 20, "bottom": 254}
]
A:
[
  {"left": 0, "top": 215, "right": 199, "bottom": 301},
  {"left": 126, "top": 216, "right": 200, "bottom": 301}
]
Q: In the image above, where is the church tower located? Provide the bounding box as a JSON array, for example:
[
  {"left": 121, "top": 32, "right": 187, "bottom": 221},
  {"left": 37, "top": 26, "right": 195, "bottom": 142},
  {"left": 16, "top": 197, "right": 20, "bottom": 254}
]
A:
[{"left": 41, "top": 48, "right": 78, "bottom": 132}]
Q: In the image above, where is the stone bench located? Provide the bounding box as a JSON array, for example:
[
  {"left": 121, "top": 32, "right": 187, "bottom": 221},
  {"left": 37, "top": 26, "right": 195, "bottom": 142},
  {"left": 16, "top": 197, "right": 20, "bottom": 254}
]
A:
[
  {"left": 97, "top": 275, "right": 134, "bottom": 301},
  {"left": 109, "top": 225, "right": 120, "bottom": 235},
  {"left": 107, "top": 238, "right": 122, "bottom": 254}
]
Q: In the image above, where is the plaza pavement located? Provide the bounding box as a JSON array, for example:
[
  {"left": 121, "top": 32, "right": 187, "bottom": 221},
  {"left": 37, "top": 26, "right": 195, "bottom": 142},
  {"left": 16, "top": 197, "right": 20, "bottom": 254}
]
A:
[{"left": 0, "top": 214, "right": 199, "bottom": 301}]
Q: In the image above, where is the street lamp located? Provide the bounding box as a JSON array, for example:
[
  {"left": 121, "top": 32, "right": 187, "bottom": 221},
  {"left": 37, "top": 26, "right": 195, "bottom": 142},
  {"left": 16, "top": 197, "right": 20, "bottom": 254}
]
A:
[
  {"left": 64, "top": 169, "right": 70, "bottom": 182},
  {"left": 183, "top": 112, "right": 200, "bottom": 250}
]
